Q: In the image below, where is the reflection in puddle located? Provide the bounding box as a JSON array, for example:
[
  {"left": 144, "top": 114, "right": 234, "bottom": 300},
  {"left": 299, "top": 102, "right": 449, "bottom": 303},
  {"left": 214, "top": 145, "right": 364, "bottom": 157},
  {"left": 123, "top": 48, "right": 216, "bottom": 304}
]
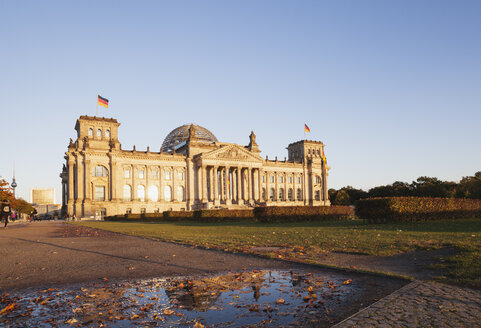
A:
[{"left": 1, "top": 270, "right": 362, "bottom": 327}]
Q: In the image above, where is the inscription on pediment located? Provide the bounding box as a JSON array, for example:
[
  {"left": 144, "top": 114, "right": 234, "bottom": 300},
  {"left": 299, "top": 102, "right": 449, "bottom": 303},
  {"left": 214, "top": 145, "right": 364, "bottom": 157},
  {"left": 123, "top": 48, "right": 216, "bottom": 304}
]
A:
[{"left": 216, "top": 148, "right": 249, "bottom": 160}]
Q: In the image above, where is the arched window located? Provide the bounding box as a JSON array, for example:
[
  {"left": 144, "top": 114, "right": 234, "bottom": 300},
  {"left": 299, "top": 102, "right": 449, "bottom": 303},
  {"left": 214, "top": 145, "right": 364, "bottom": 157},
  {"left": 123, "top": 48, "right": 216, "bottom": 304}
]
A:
[
  {"left": 288, "top": 188, "right": 293, "bottom": 201},
  {"left": 105, "top": 129, "right": 111, "bottom": 139},
  {"left": 123, "top": 185, "right": 131, "bottom": 201},
  {"left": 279, "top": 188, "right": 285, "bottom": 201},
  {"left": 93, "top": 166, "right": 108, "bottom": 177},
  {"left": 269, "top": 188, "right": 275, "bottom": 201},
  {"left": 177, "top": 186, "right": 184, "bottom": 201},
  {"left": 164, "top": 186, "right": 172, "bottom": 201},
  {"left": 262, "top": 188, "right": 266, "bottom": 200},
  {"left": 88, "top": 128, "right": 93, "bottom": 137},
  {"left": 297, "top": 188, "right": 302, "bottom": 200},
  {"left": 137, "top": 185, "right": 145, "bottom": 202},
  {"left": 315, "top": 190, "right": 321, "bottom": 201},
  {"left": 97, "top": 129, "right": 102, "bottom": 138},
  {"left": 148, "top": 186, "right": 159, "bottom": 202}
]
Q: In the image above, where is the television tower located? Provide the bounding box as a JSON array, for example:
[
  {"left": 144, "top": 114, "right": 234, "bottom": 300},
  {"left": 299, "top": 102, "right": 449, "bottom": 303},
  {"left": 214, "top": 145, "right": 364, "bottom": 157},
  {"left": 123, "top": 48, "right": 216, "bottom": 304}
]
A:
[{"left": 11, "top": 165, "right": 17, "bottom": 198}]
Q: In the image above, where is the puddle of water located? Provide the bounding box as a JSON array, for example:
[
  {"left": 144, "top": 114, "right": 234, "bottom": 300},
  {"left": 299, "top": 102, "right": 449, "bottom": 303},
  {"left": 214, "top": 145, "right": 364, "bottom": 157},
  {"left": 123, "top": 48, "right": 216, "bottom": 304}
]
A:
[{"left": 0, "top": 270, "right": 365, "bottom": 327}]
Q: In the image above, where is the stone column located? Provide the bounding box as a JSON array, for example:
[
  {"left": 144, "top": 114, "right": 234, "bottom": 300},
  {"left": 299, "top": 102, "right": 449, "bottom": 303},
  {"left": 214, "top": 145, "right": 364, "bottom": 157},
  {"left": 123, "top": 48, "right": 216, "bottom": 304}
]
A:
[
  {"left": 202, "top": 165, "right": 208, "bottom": 205},
  {"left": 256, "top": 169, "right": 261, "bottom": 201},
  {"left": 110, "top": 159, "right": 118, "bottom": 201},
  {"left": 172, "top": 166, "right": 176, "bottom": 202},
  {"left": 247, "top": 167, "right": 252, "bottom": 203},
  {"left": 225, "top": 166, "right": 231, "bottom": 206},
  {"left": 159, "top": 167, "right": 164, "bottom": 201},
  {"left": 68, "top": 158, "right": 74, "bottom": 201},
  {"left": 265, "top": 171, "right": 269, "bottom": 202},
  {"left": 237, "top": 167, "right": 243, "bottom": 205},
  {"left": 84, "top": 159, "right": 91, "bottom": 201},
  {"left": 232, "top": 168, "right": 237, "bottom": 202},
  {"left": 292, "top": 173, "right": 297, "bottom": 201},
  {"left": 131, "top": 164, "right": 136, "bottom": 201},
  {"left": 274, "top": 172, "right": 278, "bottom": 202},
  {"left": 213, "top": 166, "right": 219, "bottom": 204}
]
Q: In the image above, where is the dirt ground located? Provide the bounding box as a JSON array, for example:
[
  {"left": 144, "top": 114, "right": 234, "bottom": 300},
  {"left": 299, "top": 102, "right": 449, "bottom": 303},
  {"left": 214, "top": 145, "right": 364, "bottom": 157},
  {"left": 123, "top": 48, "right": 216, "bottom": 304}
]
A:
[
  {"left": 0, "top": 221, "right": 410, "bottom": 327},
  {"left": 0, "top": 222, "right": 405, "bottom": 292}
]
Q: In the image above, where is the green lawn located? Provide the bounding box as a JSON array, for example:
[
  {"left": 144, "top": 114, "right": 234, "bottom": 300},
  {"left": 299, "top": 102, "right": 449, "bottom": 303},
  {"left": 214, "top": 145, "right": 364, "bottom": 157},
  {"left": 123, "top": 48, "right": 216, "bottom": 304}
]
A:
[{"left": 74, "top": 219, "right": 481, "bottom": 288}]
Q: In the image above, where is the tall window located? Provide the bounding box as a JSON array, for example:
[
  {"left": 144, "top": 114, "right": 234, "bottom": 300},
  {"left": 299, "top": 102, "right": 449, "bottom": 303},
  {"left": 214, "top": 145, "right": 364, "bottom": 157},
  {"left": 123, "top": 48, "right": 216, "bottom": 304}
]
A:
[
  {"left": 297, "top": 176, "right": 301, "bottom": 184},
  {"left": 316, "top": 176, "right": 321, "bottom": 184},
  {"left": 137, "top": 185, "right": 145, "bottom": 202},
  {"left": 269, "top": 188, "right": 275, "bottom": 201},
  {"left": 97, "top": 129, "right": 102, "bottom": 138},
  {"left": 123, "top": 185, "right": 131, "bottom": 201},
  {"left": 177, "top": 171, "right": 184, "bottom": 180},
  {"left": 262, "top": 175, "right": 265, "bottom": 183},
  {"left": 279, "top": 188, "right": 285, "bottom": 201},
  {"left": 148, "top": 186, "right": 159, "bottom": 202},
  {"left": 288, "top": 188, "right": 293, "bottom": 201},
  {"left": 151, "top": 170, "right": 159, "bottom": 179},
  {"left": 138, "top": 170, "right": 145, "bottom": 179},
  {"left": 315, "top": 190, "right": 321, "bottom": 201},
  {"left": 124, "top": 169, "right": 130, "bottom": 178},
  {"left": 93, "top": 166, "right": 108, "bottom": 177},
  {"left": 177, "top": 186, "right": 184, "bottom": 201},
  {"left": 279, "top": 176, "right": 284, "bottom": 183},
  {"left": 270, "top": 175, "right": 275, "bottom": 183},
  {"left": 297, "top": 188, "right": 302, "bottom": 200},
  {"left": 95, "top": 186, "right": 105, "bottom": 201},
  {"left": 164, "top": 186, "right": 172, "bottom": 201},
  {"left": 105, "top": 129, "right": 111, "bottom": 139},
  {"left": 288, "top": 176, "right": 293, "bottom": 184},
  {"left": 88, "top": 128, "right": 93, "bottom": 137},
  {"left": 262, "top": 188, "right": 266, "bottom": 200},
  {"left": 165, "top": 171, "right": 171, "bottom": 180}
]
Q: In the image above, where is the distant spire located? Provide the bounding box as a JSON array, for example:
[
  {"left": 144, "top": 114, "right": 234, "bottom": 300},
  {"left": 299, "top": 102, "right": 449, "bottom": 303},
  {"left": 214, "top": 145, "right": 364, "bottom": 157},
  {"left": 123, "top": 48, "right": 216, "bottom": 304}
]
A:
[{"left": 11, "top": 162, "right": 17, "bottom": 198}]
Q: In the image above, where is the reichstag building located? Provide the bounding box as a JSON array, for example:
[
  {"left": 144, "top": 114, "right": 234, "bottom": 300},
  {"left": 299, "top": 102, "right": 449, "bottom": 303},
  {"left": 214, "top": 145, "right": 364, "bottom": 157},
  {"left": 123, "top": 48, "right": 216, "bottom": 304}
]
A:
[{"left": 60, "top": 116, "right": 330, "bottom": 218}]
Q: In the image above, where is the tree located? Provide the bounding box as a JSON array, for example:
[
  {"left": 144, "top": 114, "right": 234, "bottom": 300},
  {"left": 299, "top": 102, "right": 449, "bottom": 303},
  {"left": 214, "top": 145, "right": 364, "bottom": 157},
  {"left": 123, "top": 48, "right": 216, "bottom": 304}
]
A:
[
  {"left": 333, "top": 189, "right": 351, "bottom": 205},
  {"left": 15, "top": 198, "right": 35, "bottom": 215},
  {"left": 0, "top": 177, "right": 15, "bottom": 204}
]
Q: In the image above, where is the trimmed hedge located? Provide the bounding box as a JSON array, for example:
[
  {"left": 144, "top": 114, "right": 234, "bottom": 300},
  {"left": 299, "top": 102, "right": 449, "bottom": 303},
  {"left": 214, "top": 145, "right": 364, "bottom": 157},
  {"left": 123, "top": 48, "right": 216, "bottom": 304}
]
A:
[
  {"left": 355, "top": 197, "right": 481, "bottom": 223},
  {"left": 105, "top": 209, "right": 254, "bottom": 222},
  {"left": 253, "top": 205, "right": 354, "bottom": 222}
]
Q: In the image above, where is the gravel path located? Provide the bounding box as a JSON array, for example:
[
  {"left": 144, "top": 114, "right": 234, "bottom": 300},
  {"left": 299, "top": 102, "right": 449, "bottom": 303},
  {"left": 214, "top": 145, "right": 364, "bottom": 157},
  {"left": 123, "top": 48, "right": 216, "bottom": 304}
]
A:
[{"left": 0, "top": 221, "right": 299, "bottom": 291}]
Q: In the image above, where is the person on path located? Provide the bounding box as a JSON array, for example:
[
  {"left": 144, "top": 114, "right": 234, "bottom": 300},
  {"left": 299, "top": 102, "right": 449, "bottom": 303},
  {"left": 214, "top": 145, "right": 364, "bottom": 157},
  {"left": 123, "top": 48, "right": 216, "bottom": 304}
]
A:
[{"left": 3, "top": 214, "right": 8, "bottom": 229}]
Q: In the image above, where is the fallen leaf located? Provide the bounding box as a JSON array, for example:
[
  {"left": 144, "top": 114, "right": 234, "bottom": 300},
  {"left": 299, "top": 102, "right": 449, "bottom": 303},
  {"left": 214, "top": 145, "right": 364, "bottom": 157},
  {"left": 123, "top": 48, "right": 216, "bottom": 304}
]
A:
[
  {"left": 193, "top": 322, "right": 205, "bottom": 328},
  {"left": 65, "top": 318, "right": 78, "bottom": 324},
  {"left": 163, "top": 309, "right": 175, "bottom": 316},
  {"left": 0, "top": 303, "right": 16, "bottom": 314},
  {"left": 276, "top": 298, "right": 285, "bottom": 304},
  {"left": 342, "top": 279, "right": 352, "bottom": 285}
]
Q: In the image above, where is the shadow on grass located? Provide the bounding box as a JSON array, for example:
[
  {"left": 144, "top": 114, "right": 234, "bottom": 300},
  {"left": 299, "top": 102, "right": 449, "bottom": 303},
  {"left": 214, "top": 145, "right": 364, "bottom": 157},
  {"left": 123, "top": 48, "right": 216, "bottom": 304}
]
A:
[{"left": 108, "top": 218, "right": 481, "bottom": 233}]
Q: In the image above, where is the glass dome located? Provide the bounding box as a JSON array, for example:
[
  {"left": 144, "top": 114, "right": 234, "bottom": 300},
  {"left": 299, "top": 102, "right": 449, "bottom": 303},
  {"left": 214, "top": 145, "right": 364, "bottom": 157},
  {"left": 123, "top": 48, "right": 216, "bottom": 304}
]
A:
[{"left": 161, "top": 124, "right": 218, "bottom": 152}]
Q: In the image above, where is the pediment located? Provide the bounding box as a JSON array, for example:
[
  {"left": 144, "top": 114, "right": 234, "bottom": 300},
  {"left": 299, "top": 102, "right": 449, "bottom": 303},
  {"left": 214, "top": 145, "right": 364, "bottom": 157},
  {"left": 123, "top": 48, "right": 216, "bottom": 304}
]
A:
[{"left": 201, "top": 145, "right": 263, "bottom": 162}]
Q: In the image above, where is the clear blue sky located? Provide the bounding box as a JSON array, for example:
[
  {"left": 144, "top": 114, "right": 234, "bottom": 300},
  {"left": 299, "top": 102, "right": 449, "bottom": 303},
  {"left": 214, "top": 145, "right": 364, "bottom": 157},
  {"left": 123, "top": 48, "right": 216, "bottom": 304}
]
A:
[{"left": 1, "top": 1, "right": 480, "bottom": 203}]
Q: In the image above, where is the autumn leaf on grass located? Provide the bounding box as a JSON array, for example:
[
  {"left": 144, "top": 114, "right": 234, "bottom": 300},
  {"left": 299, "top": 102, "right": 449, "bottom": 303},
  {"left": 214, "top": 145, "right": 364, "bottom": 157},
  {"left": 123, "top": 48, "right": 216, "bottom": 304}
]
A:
[
  {"left": 0, "top": 303, "right": 16, "bottom": 314},
  {"left": 194, "top": 322, "right": 205, "bottom": 328},
  {"left": 342, "top": 279, "right": 352, "bottom": 285},
  {"left": 276, "top": 298, "right": 286, "bottom": 304},
  {"left": 163, "top": 309, "right": 175, "bottom": 316}
]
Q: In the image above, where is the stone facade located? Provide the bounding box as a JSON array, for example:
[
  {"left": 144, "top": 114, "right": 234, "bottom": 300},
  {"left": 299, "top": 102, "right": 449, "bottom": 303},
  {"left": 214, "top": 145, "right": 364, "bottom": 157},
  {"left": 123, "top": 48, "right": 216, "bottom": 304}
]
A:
[{"left": 60, "top": 116, "right": 330, "bottom": 218}]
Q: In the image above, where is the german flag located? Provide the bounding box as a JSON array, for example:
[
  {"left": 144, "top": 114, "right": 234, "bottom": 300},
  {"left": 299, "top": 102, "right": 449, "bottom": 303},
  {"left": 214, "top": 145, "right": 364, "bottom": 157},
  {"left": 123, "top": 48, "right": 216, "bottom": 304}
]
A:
[
  {"left": 304, "top": 123, "right": 310, "bottom": 133},
  {"left": 98, "top": 95, "right": 109, "bottom": 108}
]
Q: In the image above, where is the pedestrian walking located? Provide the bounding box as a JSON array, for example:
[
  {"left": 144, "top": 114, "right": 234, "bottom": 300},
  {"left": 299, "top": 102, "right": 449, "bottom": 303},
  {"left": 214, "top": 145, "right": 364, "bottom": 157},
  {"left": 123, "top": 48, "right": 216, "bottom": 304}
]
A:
[{"left": 3, "top": 214, "right": 8, "bottom": 229}]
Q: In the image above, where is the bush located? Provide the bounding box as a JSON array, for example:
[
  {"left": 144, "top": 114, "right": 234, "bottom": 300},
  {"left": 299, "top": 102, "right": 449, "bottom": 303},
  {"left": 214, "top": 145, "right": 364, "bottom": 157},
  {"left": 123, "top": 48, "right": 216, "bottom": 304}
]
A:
[
  {"left": 355, "top": 197, "right": 481, "bottom": 223},
  {"left": 193, "top": 209, "right": 254, "bottom": 222},
  {"left": 253, "top": 205, "right": 354, "bottom": 222},
  {"left": 163, "top": 211, "right": 194, "bottom": 220}
]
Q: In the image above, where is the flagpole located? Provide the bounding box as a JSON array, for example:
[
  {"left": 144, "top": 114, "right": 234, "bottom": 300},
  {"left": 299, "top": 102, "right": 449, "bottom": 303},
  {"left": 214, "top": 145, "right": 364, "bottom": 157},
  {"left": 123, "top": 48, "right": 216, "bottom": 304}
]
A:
[
  {"left": 96, "top": 95, "right": 99, "bottom": 117},
  {"left": 304, "top": 123, "right": 306, "bottom": 141}
]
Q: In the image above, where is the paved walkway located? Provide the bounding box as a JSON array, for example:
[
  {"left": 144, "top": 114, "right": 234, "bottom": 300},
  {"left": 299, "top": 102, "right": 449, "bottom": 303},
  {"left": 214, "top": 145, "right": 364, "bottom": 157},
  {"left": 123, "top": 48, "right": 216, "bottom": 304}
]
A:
[{"left": 334, "top": 280, "right": 481, "bottom": 328}]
